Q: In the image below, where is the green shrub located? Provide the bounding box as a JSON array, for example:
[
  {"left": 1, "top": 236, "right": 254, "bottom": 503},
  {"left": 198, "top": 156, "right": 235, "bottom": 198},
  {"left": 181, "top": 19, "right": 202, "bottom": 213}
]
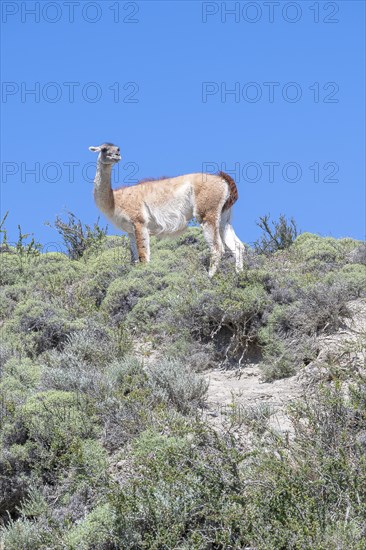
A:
[
  {"left": 326, "top": 264, "right": 366, "bottom": 298},
  {"left": 258, "top": 278, "right": 352, "bottom": 380},
  {"left": 0, "top": 251, "right": 26, "bottom": 286},
  {"left": 241, "top": 378, "right": 366, "bottom": 549},
  {"left": 260, "top": 340, "right": 300, "bottom": 381},
  {"left": 132, "top": 429, "right": 192, "bottom": 461},
  {"left": 81, "top": 244, "right": 132, "bottom": 309},
  {"left": 24, "top": 253, "right": 92, "bottom": 314},
  {"left": 107, "top": 356, "right": 147, "bottom": 390},
  {"left": 347, "top": 242, "right": 366, "bottom": 265},
  {"left": 41, "top": 322, "right": 120, "bottom": 394},
  {"left": 185, "top": 280, "right": 269, "bottom": 364},
  {"left": 17, "top": 487, "right": 49, "bottom": 520},
  {"left": 111, "top": 425, "right": 243, "bottom": 549},
  {"left": 3, "top": 298, "right": 84, "bottom": 356},
  {"left": 0, "top": 517, "right": 53, "bottom": 550},
  {"left": 292, "top": 232, "right": 361, "bottom": 263},
  {"left": 0, "top": 284, "right": 29, "bottom": 321},
  {"left": 2, "top": 357, "right": 40, "bottom": 391},
  {"left": 286, "top": 281, "right": 350, "bottom": 335},
  {"left": 102, "top": 365, "right": 157, "bottom": 450},
  {"left": 0, "top": 449, "right": 30, "bottom": 520},
  {"left": 26, "top": 252, "right": 84, "bottom": 291},
  {"left": 0, "top": 358, "right": 41, "bottom": 432},
  {"left": 0, "top": 222, "right": 41, "bottom": 285},
  {"left": 102, "top": 270, "right": 166, "bottom": 324},
  {"left": 12, "top": 391, "right": 97, "bottom": 477},
  {"left": 1, "top": 218, "right": 365, "bottom": 547},
  {"left": 147, "top": 360, "right": 208, "bottom": 414},
  {"left": 0, "top": 343, "right": 13, "bottom": 371},
  {"left": 68, "top": 439, "right": 108, "bottom": 487},
  {"left": 20, "top": 390, "right": 96, "bottom": 441},
  {"left": 64, "top": 503, "right": 116, "bottom": 549},
  {"left": 111, "top": 372, "right": 366, "bottom": 549}
]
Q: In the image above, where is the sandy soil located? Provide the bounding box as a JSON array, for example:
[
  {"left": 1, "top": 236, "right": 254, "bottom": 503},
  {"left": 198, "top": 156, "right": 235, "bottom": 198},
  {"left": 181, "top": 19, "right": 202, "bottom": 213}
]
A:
[{"left": 203, "top": 299, "right": 366, "bottom": 437}]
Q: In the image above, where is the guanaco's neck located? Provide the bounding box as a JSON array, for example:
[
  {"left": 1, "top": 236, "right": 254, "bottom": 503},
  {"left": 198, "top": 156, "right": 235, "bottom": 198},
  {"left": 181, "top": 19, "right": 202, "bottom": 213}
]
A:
[{"left": 93, "top": 158, "right": 115, "bottom": 215}]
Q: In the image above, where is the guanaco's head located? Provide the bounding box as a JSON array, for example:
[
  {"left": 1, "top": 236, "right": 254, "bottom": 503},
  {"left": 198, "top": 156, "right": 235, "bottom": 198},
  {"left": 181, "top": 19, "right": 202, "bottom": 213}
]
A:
[{"left": 89, "top": 143, "right": 121, "bottom": 164}]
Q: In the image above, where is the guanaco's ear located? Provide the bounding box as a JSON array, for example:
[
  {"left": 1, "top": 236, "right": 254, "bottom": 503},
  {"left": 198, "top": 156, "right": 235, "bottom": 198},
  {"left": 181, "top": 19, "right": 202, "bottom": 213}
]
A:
[{"left": 89, "top": 146, "right": 101, "bottom": 153}]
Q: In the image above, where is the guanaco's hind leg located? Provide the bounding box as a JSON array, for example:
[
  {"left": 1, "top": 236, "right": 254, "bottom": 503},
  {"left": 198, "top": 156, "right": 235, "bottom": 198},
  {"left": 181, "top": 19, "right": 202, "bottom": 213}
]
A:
[
  {"left": 201, "top": 219, "right": 223, "bottom": 277},
  {"left": 220, "top": 208, "right": 244, "bottom": 272}
]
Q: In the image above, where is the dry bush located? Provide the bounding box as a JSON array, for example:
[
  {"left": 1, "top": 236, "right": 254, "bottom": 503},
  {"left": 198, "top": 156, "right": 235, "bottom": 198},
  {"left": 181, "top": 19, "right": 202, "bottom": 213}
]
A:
[{"left": 147, "top": 359, "right": 208, "bottom": 414}]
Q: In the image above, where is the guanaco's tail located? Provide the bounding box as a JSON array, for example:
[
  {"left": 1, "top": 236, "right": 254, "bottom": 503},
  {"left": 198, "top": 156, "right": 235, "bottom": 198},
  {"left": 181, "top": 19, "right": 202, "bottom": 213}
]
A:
[{"left": 219, "top": 171, "right": 239, "bottom": 211}]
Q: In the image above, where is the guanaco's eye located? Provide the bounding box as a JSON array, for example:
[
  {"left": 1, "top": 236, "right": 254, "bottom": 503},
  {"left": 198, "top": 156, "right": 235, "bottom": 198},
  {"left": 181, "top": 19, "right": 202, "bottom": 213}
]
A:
[{"left": 101, "top": 147, "right": 108, "bottom": 153}]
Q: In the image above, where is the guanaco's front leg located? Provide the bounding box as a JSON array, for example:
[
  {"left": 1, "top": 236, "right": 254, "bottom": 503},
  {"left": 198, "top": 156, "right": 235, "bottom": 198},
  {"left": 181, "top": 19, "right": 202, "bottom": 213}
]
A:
[
  {"left": 128, "top": 232, "right": 139, "bottom": 264},
  {"left": 134, "top": 223, "right": 150, "bottom": 263}
]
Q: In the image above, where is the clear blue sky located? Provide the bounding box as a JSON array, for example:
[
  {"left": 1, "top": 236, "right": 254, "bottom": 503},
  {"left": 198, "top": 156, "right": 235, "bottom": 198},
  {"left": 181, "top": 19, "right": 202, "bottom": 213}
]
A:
[{"left": 1, "top": 0, "right": 365, "bottom": 249}]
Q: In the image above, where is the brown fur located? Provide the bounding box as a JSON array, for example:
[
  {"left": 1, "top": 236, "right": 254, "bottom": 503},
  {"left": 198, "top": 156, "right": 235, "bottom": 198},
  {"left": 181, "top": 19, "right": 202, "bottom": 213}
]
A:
[
  {"left": 134, "top": 222, "right": 149, "bottom": 262},
  {"left": 219, "top": 171, "right": 239, "bottom": 211},
  {"left": 117, "top": 171, "right": 238, "bottom": 214}
]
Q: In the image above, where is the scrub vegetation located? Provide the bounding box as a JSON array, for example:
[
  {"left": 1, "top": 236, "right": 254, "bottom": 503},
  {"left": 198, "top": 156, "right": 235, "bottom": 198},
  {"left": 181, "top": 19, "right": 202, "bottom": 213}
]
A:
[{"left": 1, "top": 213, "right": 365, "bottom": 549}]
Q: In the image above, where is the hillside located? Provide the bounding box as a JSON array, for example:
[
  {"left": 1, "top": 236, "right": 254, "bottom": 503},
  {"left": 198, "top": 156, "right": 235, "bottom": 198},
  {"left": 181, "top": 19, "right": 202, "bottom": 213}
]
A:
[{"left": 0, "top": 224, "right": 365, "bottom": 549}]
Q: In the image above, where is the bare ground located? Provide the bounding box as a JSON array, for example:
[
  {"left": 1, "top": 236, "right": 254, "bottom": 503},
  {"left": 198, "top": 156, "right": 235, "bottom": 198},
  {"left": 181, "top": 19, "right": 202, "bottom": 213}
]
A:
[{"left": 203, "top": 299, "right": 366, "bottom": 437}]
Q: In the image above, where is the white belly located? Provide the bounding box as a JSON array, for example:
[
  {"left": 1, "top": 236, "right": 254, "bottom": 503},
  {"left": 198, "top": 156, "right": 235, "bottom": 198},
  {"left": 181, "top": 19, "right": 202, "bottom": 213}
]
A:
[{"left": 146, "top": 181, "right": 194, "bottom": 236}]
